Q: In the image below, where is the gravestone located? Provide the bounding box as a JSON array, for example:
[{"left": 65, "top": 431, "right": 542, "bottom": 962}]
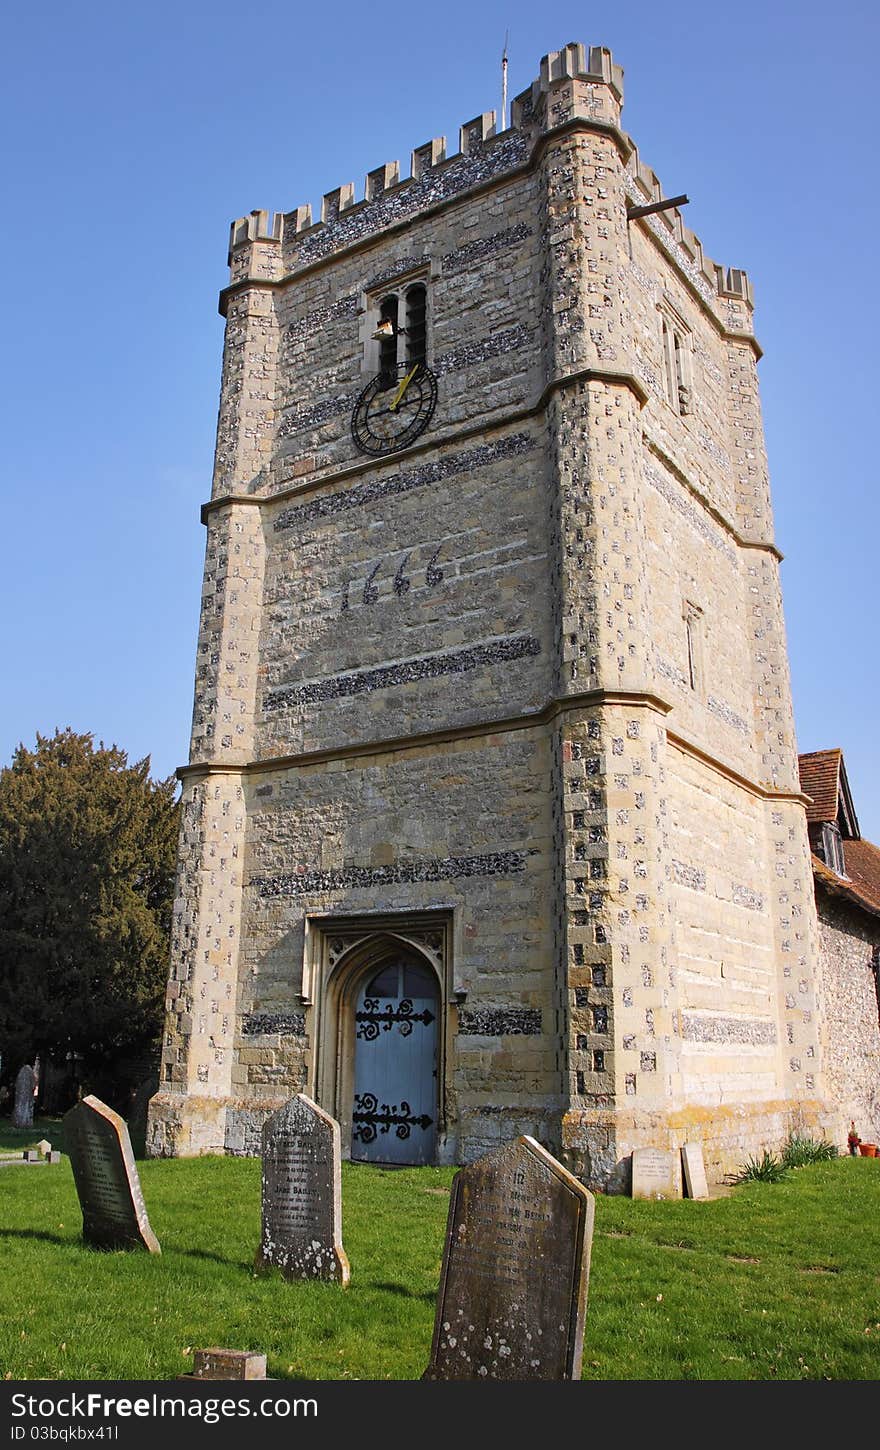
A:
[
  {"left": 631, "top": 1145, "right": 679, "bottom": 1200},
  {"left": 256, "top": 1094, "right": 349, "bottom": 1285},
  {"left": 63, "top": 1095, "right": 160, "bottom": 1252},
  {"left": 192, "top": 1349, "right": 266, "bottom": 1380},
  {"left": 12, "top": 1065, "right": 36, "bottom": 1128},
  {"left": 681, "top": 1141, "right": 710, "bottom": 1200},
  {"left": 424, "top": 1135, "right": 594, "bottom": 1380}
]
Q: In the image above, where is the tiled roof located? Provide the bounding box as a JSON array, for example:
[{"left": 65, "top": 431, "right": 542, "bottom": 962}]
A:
[
  {"left": 812, "top": 843, "right": 880, "bottom": 921},
  {"left": 798, "top": 749, "right": 842, "bottom": 823},
  {"left": 842, "top": 839, "right": 880, "bottom": 915}
]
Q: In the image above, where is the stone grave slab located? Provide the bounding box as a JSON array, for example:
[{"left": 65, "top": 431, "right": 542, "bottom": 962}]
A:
[
  {"left": 424, "top": 1135, "right": 594, "bottom": 1380},
  {"left": 12, "top": 1065, "right": 36, "bottom": 1128},
  {"left": 256, "top": 1094, "right": 349, "bottom": 1285},
  {"left": 631, "top": 1145, "right": 679, "bottom": 1200},
  {"left": 192, "top": 1349, "right": 267, "bottom": 1380},
  {"left": 681, "top": 1141, "right": 710, "bottom": 1200},
  {"left": 63, "top": 1095, "right": 160, "bottom": 1252}
]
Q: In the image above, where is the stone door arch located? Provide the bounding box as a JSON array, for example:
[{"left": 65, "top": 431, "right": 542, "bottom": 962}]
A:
[{"left": 305, "top": 914, "right": 454, "bottom": 1164}]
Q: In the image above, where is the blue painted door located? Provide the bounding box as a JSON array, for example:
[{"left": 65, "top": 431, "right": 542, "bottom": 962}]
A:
[{"left": 352, "top": 957, "right": 438, "bottom": 1165}]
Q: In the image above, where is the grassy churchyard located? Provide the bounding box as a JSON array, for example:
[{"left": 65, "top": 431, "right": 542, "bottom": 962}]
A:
[{"left": 1, "top": 1117, "right": 878, "bottom": 1381}]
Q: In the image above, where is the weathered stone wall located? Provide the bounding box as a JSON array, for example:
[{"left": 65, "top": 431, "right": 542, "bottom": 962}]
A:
[{"left": 815, "top": 893, "right": 880, "bottom": 1146}]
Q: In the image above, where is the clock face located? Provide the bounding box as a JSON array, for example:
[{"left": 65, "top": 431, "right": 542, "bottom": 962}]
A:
[{"left": 351, "top": 362, "right": 438, "bottom": 457}]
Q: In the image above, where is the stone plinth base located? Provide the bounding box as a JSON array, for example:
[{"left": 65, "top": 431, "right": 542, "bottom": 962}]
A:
[
  {"left": 561, "top": 1098, "right": 840, "bottom": 1193},
  {"left": 146, "top": 1092, "right": 289, "bottom": 1158}
]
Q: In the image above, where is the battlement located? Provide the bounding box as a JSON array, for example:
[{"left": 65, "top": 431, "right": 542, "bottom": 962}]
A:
[
  {"left": 226, "top": 40, "right": 751, "bottom": 313},
  {"left": 626, "top": 144, "right": 754, "bottom": 309}
]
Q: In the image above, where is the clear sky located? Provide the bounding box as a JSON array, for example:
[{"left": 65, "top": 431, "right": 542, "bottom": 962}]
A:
[{"left": 2, "top": 1, "right": 878, "bottom": 838}]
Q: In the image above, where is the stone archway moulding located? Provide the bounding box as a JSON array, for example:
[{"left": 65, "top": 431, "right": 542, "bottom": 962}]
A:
[{"left": 302, "top": 910, "right": 459, "bottom": 1164}]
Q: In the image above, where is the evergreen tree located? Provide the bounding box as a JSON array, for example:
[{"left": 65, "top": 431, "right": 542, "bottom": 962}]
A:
[{"left": 0, "top": 729, "right": 179, "bottom": 1086}]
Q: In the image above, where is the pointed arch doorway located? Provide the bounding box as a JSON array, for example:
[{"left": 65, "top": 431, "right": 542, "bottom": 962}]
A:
[
  {"left": 352, "top": 952, "right": 438, "bottom": 1165},
  {"left": 306, "top": 913, "right": 454, "bottom": 1167}
]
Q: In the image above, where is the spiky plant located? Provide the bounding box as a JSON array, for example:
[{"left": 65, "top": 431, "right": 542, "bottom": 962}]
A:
[
  {"left": 731, "top": 1149, "right": 789, "bottom": 1184},
  {"left": 782, "top": 1133, "right": 838, "bottom": 1168}
]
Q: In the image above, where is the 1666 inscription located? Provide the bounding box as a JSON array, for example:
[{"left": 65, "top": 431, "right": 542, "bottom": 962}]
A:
[{"left": 424, "top": 1136, "right": 594, "bottom": 1380}]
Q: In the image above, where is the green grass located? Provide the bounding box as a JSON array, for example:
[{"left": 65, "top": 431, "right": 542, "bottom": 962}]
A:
[{"left": 1, "top": 1131, "right": 878, "bottom": 1381}]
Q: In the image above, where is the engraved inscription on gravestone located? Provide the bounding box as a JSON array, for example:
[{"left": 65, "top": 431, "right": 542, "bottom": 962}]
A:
[
  {"left": 12, "top": 1064, "right": 36, "bottom": 1129},
  {"left": 256, "top": 1094, "right": 350, "bottom": 1285},
  {"left": 424, "top": 1135, "right": 595, "bottom": 1380},
  {"left": 63, "top": 1095, "right": 160, "bottom": 1253},
  {"left": 631, "top": 1145, "right": 680, "bottom": 1200}
]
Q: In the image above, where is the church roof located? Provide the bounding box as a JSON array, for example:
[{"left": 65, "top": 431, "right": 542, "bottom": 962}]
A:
[
  {"left": 798, "top": 748, "right": 859, "bottom": 836},
  {"left": 798, "top": 748, "right": 844, "bottom": 823},
  {"left": 801, "top": 748, "right": 880, "bottom": 919},
  {"left": 841, "top": 839, "right": 880, "bottom": 916}
]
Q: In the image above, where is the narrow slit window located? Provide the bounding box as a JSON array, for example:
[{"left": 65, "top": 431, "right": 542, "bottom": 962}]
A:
[
  {"left": 405, "top": 284, "right": 427, "bottom": 365},
  {"left": 378, "top": 294, "right": 398, "bottom": 385},
  {"left": 684, "top": 602, "right": 703, "bottom": 691},
  {"left": 659, "top": 302, "right": 692, "bottom": 416}
]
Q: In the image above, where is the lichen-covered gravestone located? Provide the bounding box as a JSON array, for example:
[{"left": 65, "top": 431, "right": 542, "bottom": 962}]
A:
[
  {"left": 256, "top": 1094, "right": 350, "bottom": 1285},
  {"left": 63, "top": 1095, "right": 160, "bottom": 1252},
  {"left": 631, "top": 1145, "right": 680, "bottom": 1200},
  {"left": 424, "top": 1135, "right": 595, "bottom": 1380},
  {"left": 12, "top": 1064, "right": 36, "bottom": 1128}
]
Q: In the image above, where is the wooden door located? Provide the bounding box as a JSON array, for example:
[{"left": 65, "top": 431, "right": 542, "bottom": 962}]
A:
[{"left": 351, "top": 956, "right": 438, "bottom": 1165}]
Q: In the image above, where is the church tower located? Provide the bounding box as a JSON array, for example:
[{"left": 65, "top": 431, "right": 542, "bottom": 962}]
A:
[{"left": 147, "top": 42, "right": 836, "bottom": 1187}]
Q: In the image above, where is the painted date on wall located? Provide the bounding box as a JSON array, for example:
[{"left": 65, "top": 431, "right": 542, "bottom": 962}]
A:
[{"left": 341, "top": 547, "right": 444, "bottom": 612}]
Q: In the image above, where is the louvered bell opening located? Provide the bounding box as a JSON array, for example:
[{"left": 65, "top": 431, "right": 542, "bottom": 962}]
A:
[
  {"left": 379, "top": 295, "right": 398, "bottom": 386},
  {"left": 405, "top": 284, "right": 427, "bottom": 365}
]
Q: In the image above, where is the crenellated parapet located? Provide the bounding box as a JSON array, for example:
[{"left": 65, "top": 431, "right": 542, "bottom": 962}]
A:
[
  {"left": 624, "top": 144, "right": 754, "bottom": 324},
  {"left": 222, "top": 40, "right": 751, "bottom": 319}
]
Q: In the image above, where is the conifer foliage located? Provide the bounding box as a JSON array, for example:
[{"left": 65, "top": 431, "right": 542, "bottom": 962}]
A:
[{"left": 0, "top": 729, "right": 179, "bottom": 1082}]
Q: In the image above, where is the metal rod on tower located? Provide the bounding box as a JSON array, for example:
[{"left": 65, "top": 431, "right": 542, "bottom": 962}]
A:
[{"left": 501, "top": 32, "right": 509, "bottom": 131}]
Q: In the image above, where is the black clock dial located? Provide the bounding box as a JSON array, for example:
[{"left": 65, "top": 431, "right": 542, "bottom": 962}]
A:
[{"left": 351, "top": 362, "right": 437, "bottom": 457}]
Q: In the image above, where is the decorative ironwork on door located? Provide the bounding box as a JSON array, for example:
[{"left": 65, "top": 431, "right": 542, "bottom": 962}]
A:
[{"left": 352, "top": 955, "right": 438, "bottom": 1165}]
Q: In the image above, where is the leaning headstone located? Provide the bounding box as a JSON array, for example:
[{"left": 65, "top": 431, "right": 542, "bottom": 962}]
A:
[
  {"left": 12, "top": 1065, "right": 36, "bottom": 1128},
  {"left": 192, "top": 1349, "right": 266, "bottom": 1380},
  {"left": 424, "top": 1135, "right": 594, "bottom": 1380},
  {"left": 631, "top": 1145, "right": 679, "bottom": 1200},
  {"left": 681, "top": 1141, "right": 710, "bottom": 1200},
  {"left": 63, "top": 1095, "right": 160, "bottom": 1253},
  {"left": 256, "top": 1094, "right": 349, "bottom": 1285}
]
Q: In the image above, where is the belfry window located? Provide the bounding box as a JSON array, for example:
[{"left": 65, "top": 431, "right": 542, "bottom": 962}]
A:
[
  {"left": 378, "top": 295, "right": 399, "bottom": 384},
  {"left": 363, "top": 273, "right": 431, "bottom": 380},
  {"left": 405, "top": 284, "right": 427, "bottom": 366}
]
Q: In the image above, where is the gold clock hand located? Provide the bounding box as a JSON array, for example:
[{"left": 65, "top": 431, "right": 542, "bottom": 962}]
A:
[{"left": 389, "top": 364, "right": 419, "bottom": 413}]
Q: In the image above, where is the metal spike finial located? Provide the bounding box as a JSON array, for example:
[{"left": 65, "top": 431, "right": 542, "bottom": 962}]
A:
[{"left": 501, "top": 30, "right": 509, "bottom": 130}]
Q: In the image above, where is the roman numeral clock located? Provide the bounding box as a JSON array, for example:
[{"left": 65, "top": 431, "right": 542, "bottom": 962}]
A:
[{"left": 351, "top": 359, "right": 438, "bottom": 456}]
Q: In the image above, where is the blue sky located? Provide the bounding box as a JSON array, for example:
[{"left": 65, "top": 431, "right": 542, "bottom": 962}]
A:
[{"left": 2, "top": 1, "right": 878, "bottom": 838}]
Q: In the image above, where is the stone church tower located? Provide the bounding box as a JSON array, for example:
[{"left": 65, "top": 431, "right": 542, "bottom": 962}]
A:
[{"left": 147, "top": 42, "right": 837, "bottom": 1187}]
